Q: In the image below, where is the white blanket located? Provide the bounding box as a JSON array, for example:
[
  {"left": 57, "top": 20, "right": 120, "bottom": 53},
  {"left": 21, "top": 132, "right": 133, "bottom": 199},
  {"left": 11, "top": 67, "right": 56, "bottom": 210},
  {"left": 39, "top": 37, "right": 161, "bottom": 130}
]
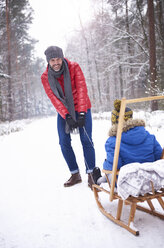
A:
[{"left": 117, "top": 160, "right": 164, "bottom": 200}]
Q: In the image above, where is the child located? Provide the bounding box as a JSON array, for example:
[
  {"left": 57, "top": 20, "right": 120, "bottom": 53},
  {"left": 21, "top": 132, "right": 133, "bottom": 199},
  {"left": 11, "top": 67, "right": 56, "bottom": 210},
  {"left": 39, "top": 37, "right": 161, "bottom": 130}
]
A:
[{"left": 93, "top": 99, "right": 163, "bottom": 185}]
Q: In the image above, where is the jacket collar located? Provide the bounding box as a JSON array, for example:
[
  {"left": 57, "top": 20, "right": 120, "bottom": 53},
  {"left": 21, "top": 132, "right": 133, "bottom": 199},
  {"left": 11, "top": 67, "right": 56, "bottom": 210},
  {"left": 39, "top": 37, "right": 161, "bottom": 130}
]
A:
[{"left": 109, "top": 119, "right": 145, "bottom": 136}]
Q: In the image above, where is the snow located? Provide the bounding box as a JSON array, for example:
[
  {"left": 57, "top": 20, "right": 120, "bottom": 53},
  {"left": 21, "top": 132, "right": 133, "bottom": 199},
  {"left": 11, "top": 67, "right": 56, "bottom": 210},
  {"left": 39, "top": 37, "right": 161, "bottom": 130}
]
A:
[
  {"left": 0, "top": 112, "right": 164, "bottom": 248},
  {"left": 0, "top": 73, "right": 11, "bottom": 79}
]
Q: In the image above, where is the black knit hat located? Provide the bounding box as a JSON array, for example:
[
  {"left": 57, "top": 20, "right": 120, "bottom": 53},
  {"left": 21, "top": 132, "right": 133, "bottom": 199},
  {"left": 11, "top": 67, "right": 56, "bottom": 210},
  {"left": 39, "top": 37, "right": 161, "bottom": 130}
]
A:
[
  {"left": 111, "top": 99, "right": 133, "bottom": 124},
  {"left": 44, "top": 46, "right": 64, "bottom": 63}
]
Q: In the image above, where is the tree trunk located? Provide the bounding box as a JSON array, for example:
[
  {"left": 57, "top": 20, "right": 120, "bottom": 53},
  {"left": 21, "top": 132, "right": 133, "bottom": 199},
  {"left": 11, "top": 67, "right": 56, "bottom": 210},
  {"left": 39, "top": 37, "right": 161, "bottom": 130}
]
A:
[
  {"left": 6, "top": 0, "right": 13, "bottom": 120},
  {"left": 147, "top": 0, "right": 158, "bottom": 110},
  {"left": 125, "top": 0, "right": 134, "bottom": 97},
  {"left": 79, "top": 17, "right": 97, "bottom": 106}
]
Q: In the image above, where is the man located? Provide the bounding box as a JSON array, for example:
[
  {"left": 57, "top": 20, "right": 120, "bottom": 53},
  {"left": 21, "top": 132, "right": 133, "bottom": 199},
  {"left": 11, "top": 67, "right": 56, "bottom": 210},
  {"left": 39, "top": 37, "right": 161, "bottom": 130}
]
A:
[{"left": 41, "top": 46, "right": 95, "bottom": 189}]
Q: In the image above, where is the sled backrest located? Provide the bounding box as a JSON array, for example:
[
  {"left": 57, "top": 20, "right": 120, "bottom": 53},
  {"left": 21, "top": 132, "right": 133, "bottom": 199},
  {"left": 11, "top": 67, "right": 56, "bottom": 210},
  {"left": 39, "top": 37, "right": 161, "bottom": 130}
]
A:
[
  {"left": 109, "top": 95, "right": 164, "bottom": 201},
  {"left": 161, "top": 148, "right": 164, "bottom": 159}
]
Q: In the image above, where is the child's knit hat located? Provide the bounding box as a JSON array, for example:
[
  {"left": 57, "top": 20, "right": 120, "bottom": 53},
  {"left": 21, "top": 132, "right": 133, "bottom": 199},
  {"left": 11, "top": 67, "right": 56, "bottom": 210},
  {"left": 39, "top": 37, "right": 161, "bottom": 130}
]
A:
[{"left": 111, "top": 99, "right": 133, "bottom": 124}]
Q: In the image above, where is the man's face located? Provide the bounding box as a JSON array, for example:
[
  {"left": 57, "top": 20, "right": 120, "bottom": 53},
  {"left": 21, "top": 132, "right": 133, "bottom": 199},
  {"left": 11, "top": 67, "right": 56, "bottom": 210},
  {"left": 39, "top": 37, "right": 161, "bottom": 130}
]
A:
[{"left": 49, "top": 58, "right": 63, "bottom": 71}]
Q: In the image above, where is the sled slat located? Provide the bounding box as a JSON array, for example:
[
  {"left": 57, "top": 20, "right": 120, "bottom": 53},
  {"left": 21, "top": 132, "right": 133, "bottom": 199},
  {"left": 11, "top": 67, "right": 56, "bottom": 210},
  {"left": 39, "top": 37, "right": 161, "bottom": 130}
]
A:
[
  {"left": 147, "top": 199, "right": 155, "bottom": 211},
  {"left": 150, "top": 181, "right": 155, "bottom": 195},
  {"left": 128, "top": 203, "right": 137, "bottom": 226},
  {"left": 161, "top": 149, "right": 164, "bottom": 159},
  {"left": 116, "top": 199, "right": 123, "bottom": 220},
  {"left": 126, "top": 95, "right": 164, "bottom": 104},
  {"left": 110, "top": 98, "right": 126, "bottom": 201},
  {"left": 157, "top": 197, "right": 164, "bottom": 210}
]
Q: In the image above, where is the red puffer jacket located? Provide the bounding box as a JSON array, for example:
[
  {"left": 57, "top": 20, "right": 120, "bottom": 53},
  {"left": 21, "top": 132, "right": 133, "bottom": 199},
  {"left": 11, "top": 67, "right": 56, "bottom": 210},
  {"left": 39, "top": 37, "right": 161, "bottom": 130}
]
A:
[{"left": 41, "top": 59, "right": 91, "bottom": 119}]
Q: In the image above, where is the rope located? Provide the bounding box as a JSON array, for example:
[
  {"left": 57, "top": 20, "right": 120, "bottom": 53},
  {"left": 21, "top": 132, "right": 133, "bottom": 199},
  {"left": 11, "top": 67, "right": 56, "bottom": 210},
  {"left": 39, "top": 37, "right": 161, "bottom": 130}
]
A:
[
  {"left": 83, "top": 127, "right": 94, "bottom": 148},
  {"left": 83, "top": 127, "right": 95, "bottom": 182}
]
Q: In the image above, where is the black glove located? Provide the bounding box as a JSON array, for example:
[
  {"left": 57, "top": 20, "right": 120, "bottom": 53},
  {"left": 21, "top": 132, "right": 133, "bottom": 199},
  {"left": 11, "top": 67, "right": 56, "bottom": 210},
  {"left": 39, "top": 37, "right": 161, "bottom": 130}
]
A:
[
  {"left": 65, "top": 114, "right": 77, "bottom": 130},
  {"left": 77, "top": 112, "right": 86, "bottom": 128}
]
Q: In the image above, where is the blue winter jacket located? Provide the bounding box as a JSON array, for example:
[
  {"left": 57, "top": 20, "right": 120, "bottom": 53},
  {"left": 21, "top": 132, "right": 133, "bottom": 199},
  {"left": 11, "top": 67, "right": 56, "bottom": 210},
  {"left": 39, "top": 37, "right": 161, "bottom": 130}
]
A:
[{"left": 103, "top": 119, "right": 162, "bottom": 170}]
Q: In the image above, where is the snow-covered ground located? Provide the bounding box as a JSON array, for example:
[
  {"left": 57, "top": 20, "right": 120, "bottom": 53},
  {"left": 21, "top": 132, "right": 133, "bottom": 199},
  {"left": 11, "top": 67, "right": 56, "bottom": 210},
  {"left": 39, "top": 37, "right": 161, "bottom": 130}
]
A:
[{"left": 0, "top": 111, "right": 164, "bottom": 248}]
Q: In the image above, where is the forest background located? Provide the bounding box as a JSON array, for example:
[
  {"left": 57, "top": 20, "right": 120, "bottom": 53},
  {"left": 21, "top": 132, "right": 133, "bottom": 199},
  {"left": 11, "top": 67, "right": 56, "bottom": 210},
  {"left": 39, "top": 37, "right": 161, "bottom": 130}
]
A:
[{"left": 0, "top": 0, "right": 164, "bottom": 122}]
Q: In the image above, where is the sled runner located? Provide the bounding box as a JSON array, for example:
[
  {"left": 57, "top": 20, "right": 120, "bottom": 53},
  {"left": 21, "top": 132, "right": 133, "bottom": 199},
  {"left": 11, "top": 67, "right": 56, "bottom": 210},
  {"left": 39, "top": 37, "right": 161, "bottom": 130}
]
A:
[{"left": 92, "top": 95, "right": 164, "bottom": 236}]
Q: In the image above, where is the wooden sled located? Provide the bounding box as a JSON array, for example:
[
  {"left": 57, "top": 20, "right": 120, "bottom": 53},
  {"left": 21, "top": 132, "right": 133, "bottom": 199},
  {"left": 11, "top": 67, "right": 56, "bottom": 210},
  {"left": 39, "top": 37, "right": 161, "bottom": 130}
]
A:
[{"left": 92, "top": 95, "right": 164, "bottom": 236}]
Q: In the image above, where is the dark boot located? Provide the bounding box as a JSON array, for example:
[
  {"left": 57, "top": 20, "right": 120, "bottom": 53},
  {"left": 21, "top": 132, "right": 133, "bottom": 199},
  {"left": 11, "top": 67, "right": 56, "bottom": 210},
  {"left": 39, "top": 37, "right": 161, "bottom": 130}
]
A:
[
  {"left": 64, "top": 172, "right": 82, "bottom": 187},
  {"left": 92, "top": 167, "right": 102, "bottom": 184},
  {"left": 88, "top": 173, "right": 95, "bottom": 190}
]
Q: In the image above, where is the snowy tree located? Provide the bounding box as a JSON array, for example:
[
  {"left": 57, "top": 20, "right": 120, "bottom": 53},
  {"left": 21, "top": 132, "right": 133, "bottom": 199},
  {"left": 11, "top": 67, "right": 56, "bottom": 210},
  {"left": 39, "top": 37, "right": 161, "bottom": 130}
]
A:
[
  {"left": 65, "top": 0, "right": 164, "bottom": 112},
  {"left": 0, "top": 0, "right": 55, "bottom": 121}
]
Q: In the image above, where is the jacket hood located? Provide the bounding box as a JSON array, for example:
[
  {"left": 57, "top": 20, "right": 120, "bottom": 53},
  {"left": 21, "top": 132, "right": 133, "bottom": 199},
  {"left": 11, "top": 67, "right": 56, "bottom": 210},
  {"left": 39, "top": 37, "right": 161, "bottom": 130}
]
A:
[{"left": 109, "top": 119, "right": 147, "bottom": 145}]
